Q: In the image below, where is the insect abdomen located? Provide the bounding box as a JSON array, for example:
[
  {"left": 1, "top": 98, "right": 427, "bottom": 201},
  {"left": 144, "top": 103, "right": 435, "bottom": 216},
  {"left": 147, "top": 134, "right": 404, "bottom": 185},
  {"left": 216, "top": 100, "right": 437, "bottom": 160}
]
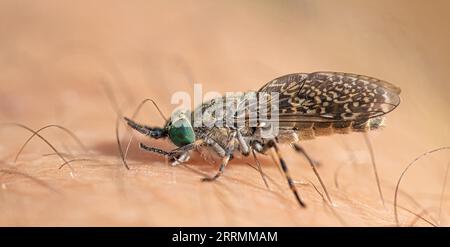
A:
[{"left": 294, "top": 117, "right": 385, "bottom": 140}]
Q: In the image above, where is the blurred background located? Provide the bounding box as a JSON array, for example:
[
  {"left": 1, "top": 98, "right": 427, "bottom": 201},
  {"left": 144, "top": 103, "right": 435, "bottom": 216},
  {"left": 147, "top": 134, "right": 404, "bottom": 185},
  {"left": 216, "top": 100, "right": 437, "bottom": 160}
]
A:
[{"left": 0, "top": 0, "right": 449, "bottom": 226}]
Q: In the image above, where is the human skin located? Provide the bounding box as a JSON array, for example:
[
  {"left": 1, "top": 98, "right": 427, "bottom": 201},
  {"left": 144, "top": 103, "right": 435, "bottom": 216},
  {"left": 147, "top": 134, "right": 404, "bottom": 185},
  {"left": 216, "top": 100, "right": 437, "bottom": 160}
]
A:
[{"left": 0, "top": 0, "right": 449, "bottom": 226}]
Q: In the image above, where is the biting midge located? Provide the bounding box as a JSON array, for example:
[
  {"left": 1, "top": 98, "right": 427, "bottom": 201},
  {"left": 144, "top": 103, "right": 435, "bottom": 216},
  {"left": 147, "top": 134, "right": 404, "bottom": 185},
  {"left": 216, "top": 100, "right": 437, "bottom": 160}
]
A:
[{"left": 124, "top": 72, "right": 401, "bottom": 207}]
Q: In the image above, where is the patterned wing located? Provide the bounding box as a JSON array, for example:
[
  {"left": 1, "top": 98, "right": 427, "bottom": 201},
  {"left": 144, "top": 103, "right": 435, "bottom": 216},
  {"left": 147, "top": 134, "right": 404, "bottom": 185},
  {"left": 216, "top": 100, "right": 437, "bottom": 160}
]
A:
[{"left": 258, "top": 72, "right": 401, "bottom": 124}]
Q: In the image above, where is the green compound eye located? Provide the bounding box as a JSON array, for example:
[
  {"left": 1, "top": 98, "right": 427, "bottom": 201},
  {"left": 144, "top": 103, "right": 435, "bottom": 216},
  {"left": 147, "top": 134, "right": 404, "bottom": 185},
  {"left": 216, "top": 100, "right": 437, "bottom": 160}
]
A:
[{"left": 168, "top": 118, "right": 195, "bottom": 147}]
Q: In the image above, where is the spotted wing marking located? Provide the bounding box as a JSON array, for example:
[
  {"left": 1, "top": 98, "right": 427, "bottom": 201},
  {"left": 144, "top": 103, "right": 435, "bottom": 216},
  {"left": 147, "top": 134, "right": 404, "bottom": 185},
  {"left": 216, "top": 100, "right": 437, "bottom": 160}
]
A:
[{"left": 261, "top": 72, "right": 401, "bottom": 123}]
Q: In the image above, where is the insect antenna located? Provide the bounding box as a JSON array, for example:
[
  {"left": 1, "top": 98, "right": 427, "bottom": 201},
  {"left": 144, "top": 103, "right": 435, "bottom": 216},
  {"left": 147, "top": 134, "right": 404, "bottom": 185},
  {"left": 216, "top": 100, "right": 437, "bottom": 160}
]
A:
[
  {"left": 394, "top": 146, "right": 450, "bottom": 226},
  {"left": 14, "top": 124, "right": 90, "bottom": 164},
  {"left": 363, "top": 133, "right": 385, "bottom": 207},
  {"left": 123, "top": 98, "right": 168, "bottom": 166}
]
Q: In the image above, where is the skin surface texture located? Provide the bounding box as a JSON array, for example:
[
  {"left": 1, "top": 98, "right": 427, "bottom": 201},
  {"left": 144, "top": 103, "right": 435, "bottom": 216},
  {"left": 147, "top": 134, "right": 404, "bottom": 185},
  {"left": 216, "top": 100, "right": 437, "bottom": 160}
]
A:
[{"left": 0, "top": 0, "right": 449, "bottom": 226}]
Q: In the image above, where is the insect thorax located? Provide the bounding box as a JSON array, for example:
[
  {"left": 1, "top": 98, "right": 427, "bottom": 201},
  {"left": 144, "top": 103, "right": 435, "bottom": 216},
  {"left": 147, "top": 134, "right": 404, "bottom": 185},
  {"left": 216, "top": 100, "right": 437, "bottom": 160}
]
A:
[{"left": 190, "top": 92, "right": 260, "bottom": 144}]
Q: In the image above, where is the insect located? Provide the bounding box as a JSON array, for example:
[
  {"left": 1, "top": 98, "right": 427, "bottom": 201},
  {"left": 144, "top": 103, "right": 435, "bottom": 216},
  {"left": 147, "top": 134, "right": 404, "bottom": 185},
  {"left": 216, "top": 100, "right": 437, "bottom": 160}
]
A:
[{"left": 124, "top": 71, "right": 401, "bottom": 207}]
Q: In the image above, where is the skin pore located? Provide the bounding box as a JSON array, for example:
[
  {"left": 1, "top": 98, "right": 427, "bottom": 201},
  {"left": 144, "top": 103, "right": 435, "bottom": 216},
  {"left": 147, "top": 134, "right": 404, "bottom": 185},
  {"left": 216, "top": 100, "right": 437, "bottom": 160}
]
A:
[{"left": 1, "top": 0, "right": 450, "bottom": 226}]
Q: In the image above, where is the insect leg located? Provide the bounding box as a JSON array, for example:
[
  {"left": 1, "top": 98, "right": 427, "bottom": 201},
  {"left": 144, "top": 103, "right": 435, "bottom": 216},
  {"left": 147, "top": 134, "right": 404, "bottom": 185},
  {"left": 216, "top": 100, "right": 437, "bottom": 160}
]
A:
[
  {"left": 139, "top": 143, "right": 195, "bottom": 165},
  {"left": 201, "top": 151, "right": 232, "bottom": 182},
  {"left": 291, "top": 143, "right": 333, "bottom": 205},
  {"left": 170, "top": 152, "right": 190, "bottom": 166},
  {"left": 266, "top": 139, "right": 306, "bottom": 207},
  {"left": 139, "top": 143, "right": 171, "bottom": 156},
  {"left": 204, "top": 137, "right": 227, "bottom": 157},
  {"left": 236, "top": 130, "right": 250, "bottom": 156},
  {"left": 251, "top": 140, "right": 264, "bottom": 153},
  {"left": 248, "top": 140, "right": 271, "bottom": 190},
  {"left": 252, "top": 140, "right": 284, "bottom": 178},
  {"left": 201, "top": 132, "right": 237, "bottom": 182}
]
